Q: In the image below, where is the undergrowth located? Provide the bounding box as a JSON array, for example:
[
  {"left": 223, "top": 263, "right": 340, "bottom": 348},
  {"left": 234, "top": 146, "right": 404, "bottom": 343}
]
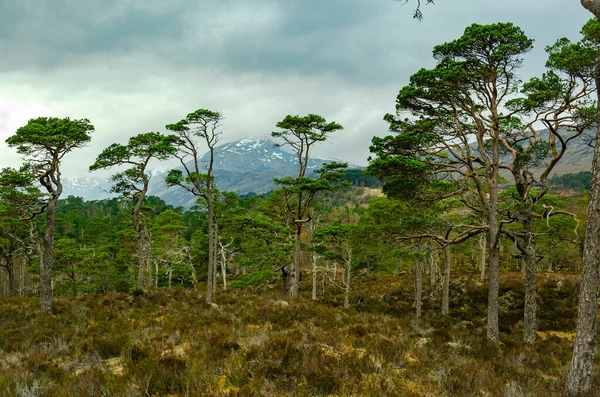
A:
[{"left": 0, "top": 272, "right": 598, "bottom": 396}]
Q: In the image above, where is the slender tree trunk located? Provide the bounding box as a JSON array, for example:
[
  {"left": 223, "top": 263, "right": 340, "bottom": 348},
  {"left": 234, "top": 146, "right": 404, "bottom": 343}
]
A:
[
  {"left": 487, "top": 195, "right": 501, "bottom": 343},
  {"left": 40, "top": 199, "right": 57, "bottom": 313},
  {"left": 30, "top": 222, "right": 43, "bottom": 295},
  {"left": 5, "top": 250, "right": 17, "bottom": 297},
  {"left": 147, "top": 241, "right": 153, "bottom": 289},
  {"left": 21, "top": 255, "right": 26, "bottom": 297},
  {"left": 0, "top": 264, "right": 4, "bottom": 297},
  {"left": 523, "top": 214, "right": 538, "bottom": 344},
  {"left": 206, "top": 200, "right": 214, "bottom": 305},
  {"left": 567, "top": 29, "right": 600, "bottom": 393},
  {"left": 282, "top": 265, "right": 292, "bottom": 296},
  {"left": 442, "top": 245, "right": 451, "bottom": 315},
  {"left": 548, "top": 243, "right": 554, "bottom": 272},
  {"left": 133, "top": 211, "right": 145, "bottom": 290},
  {"left": 415, "top": 253, "right": 423, "bottom": 319},
  {"left": 429, "top": 242, "right": 436, "bottom": 285},
  {"left": 168, "top": 261, "right": 173, "bottom": 288},
  {"left": 289, "top": 224, "right": 302, "bottom": 299},
  {"left": 322, "top": 264, "right": 326, "bottom": 294},
  {"left": 312, "top": 254, "right": 318, "bottom": 301},
  {"left": 212, "top": 221, "right": 218, "bottom": 294},
  {"left": 344, "top": 249, "right": 352, "bottom": 309},
  {"left": 480, "top": 232, "right": 487, "bottom": 282},
  {"left": 220, "top": 240, "right": 227, "bottom": 291}
]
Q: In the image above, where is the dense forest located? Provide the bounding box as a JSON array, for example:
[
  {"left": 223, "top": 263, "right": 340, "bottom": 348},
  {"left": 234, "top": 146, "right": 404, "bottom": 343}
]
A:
[{"left": 2, "top": 7, "right": 600, "bottom": 397}]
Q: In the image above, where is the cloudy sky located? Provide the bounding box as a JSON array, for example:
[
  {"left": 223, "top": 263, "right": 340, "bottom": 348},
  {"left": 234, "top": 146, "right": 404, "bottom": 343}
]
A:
[{"left": 0, "top": 0, "right": 592, "bottom": 177}]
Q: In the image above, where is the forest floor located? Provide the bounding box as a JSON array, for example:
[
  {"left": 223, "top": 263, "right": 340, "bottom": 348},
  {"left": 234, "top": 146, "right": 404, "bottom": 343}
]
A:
[{"left": 0, "top": 272, "right": 598, "bottom": 396}]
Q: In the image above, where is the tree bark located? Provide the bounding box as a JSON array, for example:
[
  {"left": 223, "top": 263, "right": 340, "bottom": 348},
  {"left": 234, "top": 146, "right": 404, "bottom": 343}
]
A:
[
  {"left": 415, "top": 255, "right": 423, "bottom": 319},
  {"left": 429, "top": 242, "right": 436, "bottom": 285},
  {"left": 220, "top": 238, "right": 227, "bottom": 291},
  {"left": 40, "top": 199, "right": 57, "bottom": 313},
  {"left": 487, "top": 191, "right": 501, "bottom": 343},
  {"left": 548, "top": 243, "right": 554, "bottom": 272},
  {"left": 480, "top": 233, "right": 487, "bottom": 282},
  {"left": 206, "top": 199, "right": 214, "bottom": 305},
  {"left": 442, "top": 245, "right": 451, "bottom": 316},
  {"left": 344, "top": 249, "right": 352, "bottom": 309},
  {"left": 212, "top": 221, "right": 218, "bottom": 294},
  {"left": 312, "top": 254, "right": 318, "bottom": 301},
  {"left": 21, "top": 255, "right": 26, "bottom": 297},
  {"left": 289, "top": 224, "right": 302, "bottom": 299},
  {"left": 582, "top": 0, "right": 600, "bottom": 17},
  {"left": 567, "top": 21, "right": 600, "bottom": 392},
  {"left": 523, "top": 214, "right": 538, "bottom": 344},
  {"left": 282, "top": 265, "right": 292, "bottom": 296},
  {"left": 7, "top": 252, "right": 16, "bottom": 297},
  {"left": 168, "top": 261, "right": 173, "bottom": 288}
]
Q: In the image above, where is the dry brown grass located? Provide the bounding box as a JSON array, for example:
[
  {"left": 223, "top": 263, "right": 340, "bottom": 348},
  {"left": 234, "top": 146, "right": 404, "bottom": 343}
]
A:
[{"left": 0, "top": 272, "right": 598, "bottom": 396}]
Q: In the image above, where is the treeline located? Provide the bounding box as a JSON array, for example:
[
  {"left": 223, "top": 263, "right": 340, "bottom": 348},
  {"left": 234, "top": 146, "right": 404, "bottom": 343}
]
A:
[
  {"left": 0, "top": 186, "right": 586, "bottom": 297},
  {"left": 550, "top": 171, "right": 592, "bottom": 191}
]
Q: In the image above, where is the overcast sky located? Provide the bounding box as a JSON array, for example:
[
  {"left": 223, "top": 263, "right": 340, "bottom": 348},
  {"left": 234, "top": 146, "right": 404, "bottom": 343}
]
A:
[{"left": 0, "top": 0, "right": 592, "bottom": 177}]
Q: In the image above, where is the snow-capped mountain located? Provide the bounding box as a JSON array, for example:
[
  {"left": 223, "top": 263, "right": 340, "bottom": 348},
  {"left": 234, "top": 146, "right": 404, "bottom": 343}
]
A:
[
  {"left": 147, "top": 137, "right": 354, "bottom": 207},
  {"left": 61, "top": 170, "right": 165, "bottom": 201},
  {"left": 60, "top": 176, "right": 115, "bottom": 201}
]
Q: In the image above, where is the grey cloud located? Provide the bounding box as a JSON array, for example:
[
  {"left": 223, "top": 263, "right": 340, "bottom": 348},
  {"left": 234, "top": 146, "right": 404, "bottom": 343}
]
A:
[{"left": 0, "top": 0, "right": 595, "bottom": 178}]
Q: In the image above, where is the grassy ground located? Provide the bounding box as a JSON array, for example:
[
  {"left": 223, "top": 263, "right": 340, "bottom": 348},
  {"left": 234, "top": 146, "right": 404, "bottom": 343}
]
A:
[{"left": 0, "top": 272, "right": 598, "bottom": 396}]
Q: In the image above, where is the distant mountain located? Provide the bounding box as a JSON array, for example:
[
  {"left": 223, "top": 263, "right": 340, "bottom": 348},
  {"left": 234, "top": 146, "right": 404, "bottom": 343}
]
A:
[
  {"left": 60, "top": 170, "right": 164, "bottom": 202},
  {"left": 60, "top": 176, "right": 114, "bottom": 201},
  {"left": 146, "top": 137, "right": 356, "bottom": 207},
  {"left": 60, "top": 129, "right": 595, "bottom": 206}
]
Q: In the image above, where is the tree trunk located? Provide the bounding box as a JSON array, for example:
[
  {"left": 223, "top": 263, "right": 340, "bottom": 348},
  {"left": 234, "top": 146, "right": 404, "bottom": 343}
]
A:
[
  {"left": 312, "top": 254, "right": 317, "bottom": 301},
  {"left": 168, "top": 261, "right": 173, "bottom": 288},
  {"left": 220, "top": 240, "right": 227, "bottom": 291},
  {"left": 134, "top": 214, "right": 145, "bottom": 290},
  {"left": 282, "top": 265, "right": 292, "bottom": 296},
  {"left": 480, "top": 232, "right": 487, "bottom": 282},
  {"left": 415, "top": 256, "right": 423, "bottom": 319},
  {"left": 40, "top": 199, "right": 57, "bottom": 313},
  {"left": 289, "top": 224, "right": 302, "bottom": 299},
  {"left": 567, "top": 27, "right": 600, "bottom": 393},
  {"left": 429, "top": 243, "right": 436, "bottom": 285},
  {"left": 344, "top": 249, "right": 352, "bottom": 309},
  {"left": 155, "top": 260, "right": 158, "bottom": 288},
  {"left": 205, "top": 200, "right": 214, "bottom": 305},
  {"left": 3, "top": 250, "right": 18, "bottom": 297},
  {"left": 548, "top": 243, "right": 553, "bottom": 272},
  {"left": 21, "top": 255, "right": 26, "bottom": 297},
  {"left": 487, "top": 198, "right": 501, "bottom": 343},
  {"left": 212, "top": 221, "right": 218, "bottom": 294},
  {"left": 442, "top": 245, "right": 451, "bottom": 315},
  {"left": 523, "top": 214, "right": 537, "bottom": 344},
  {"left": 7, "top": 254, "right": 16, "bottom": 297}
]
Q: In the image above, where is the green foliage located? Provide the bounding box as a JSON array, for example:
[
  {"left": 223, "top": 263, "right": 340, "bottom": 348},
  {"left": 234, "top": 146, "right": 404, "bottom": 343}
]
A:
[
  {"left": 340, "top": 169, "right": 382, "bottom": 188},
  {"left": 272, "top": 114, "right": 342, "bottom": 147},
  {"left": 89, "top": 132, "right": 178, "bottom": 172},
  {"left": 6, "top": 117, "right": 94, "bottom": 159},
  {"left": 229, "top": 268, "right": 276, "bottom": 288},
  {"left": 550, "top": 171, "right": 592, "bottom": 191}
]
